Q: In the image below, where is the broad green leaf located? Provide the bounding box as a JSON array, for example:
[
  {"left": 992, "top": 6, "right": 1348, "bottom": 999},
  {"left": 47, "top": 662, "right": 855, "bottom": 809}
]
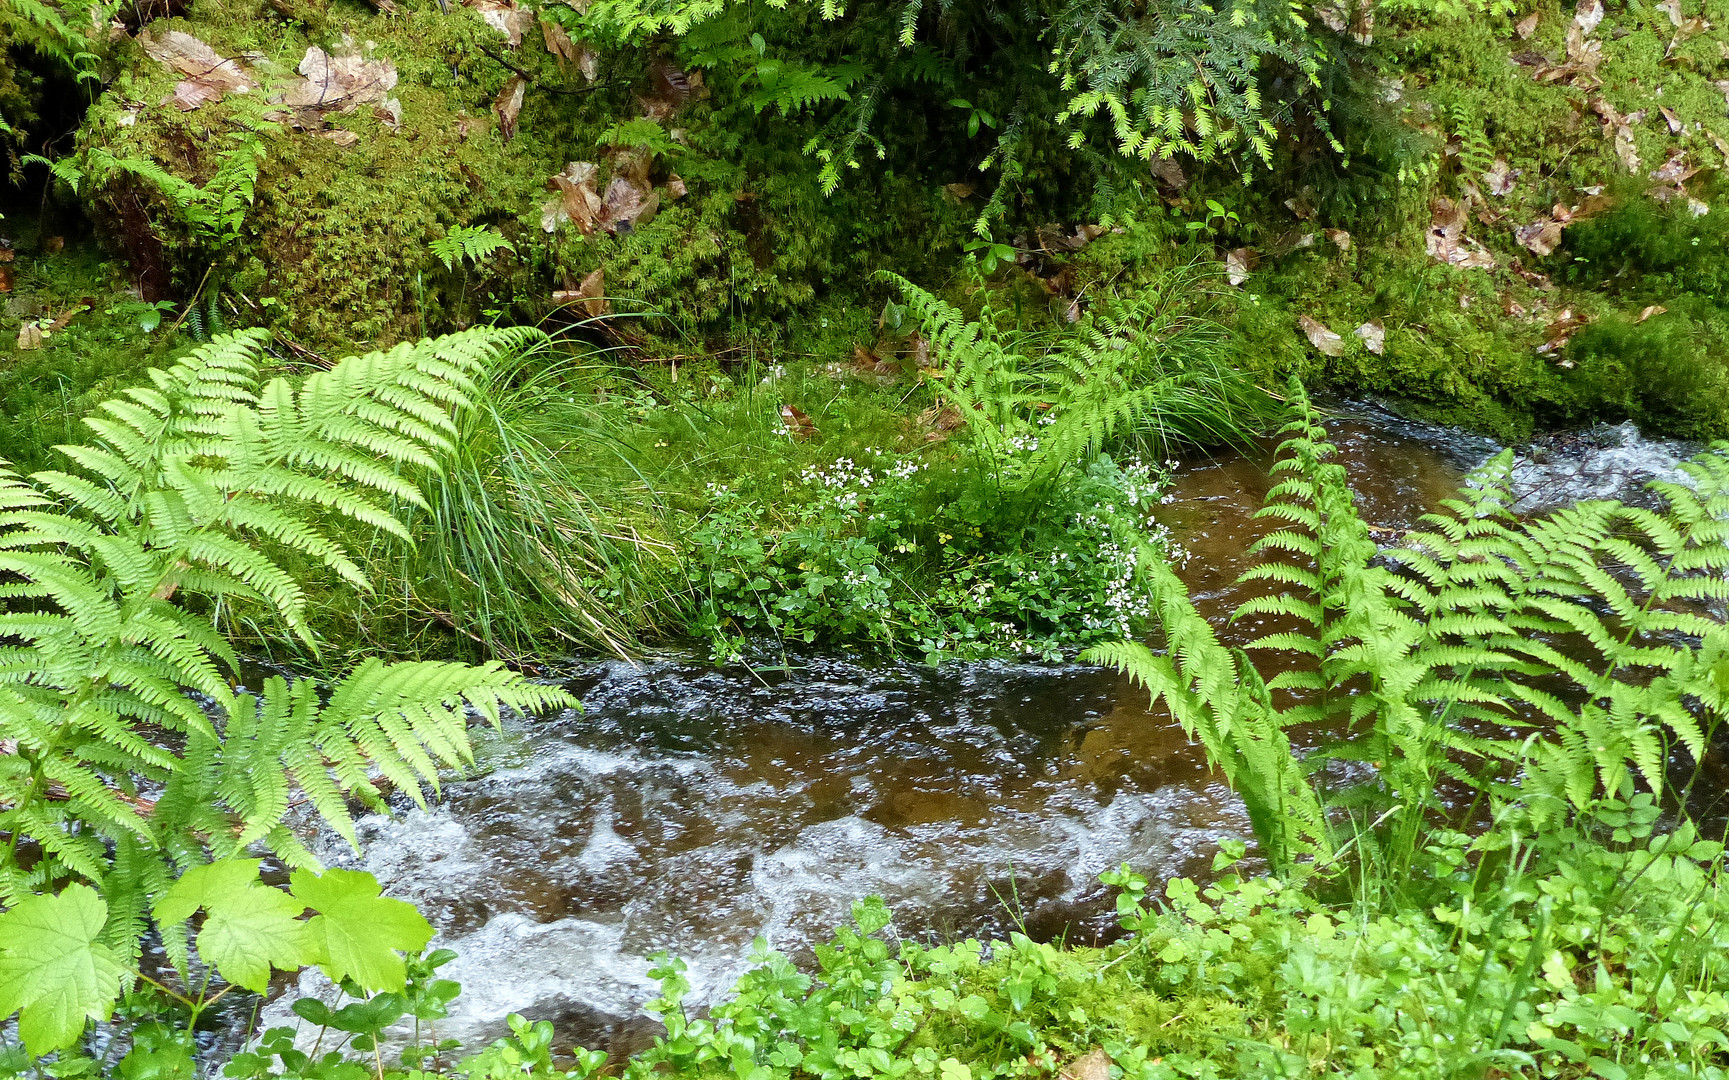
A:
[
  {"left": 291, "top": 869, "right": 432, "bottom": 993},
  {"left": 156, "top": 859, "right": 311, "bottom": 992},
  {"left": 155, "top": 859, "right": 265, "bottom": 928},
  {"left": 0, "top": 885, "right": 125, "bottom": 1054}
]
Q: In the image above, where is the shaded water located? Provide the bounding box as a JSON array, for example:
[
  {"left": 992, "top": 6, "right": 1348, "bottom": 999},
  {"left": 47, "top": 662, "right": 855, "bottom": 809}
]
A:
[{"left": 271, "top": 409, "right": 1701, "bottom": 1056}]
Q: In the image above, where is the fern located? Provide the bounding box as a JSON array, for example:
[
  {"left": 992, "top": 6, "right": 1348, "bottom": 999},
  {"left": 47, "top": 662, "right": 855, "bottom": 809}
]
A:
[
  {"left": 1085, "top": 378, "right": 1729, "bottom": 875},
  {"left": 885, "top": 270, "right": 1269, "bottom": 494},
  {"left": 430, "top": 225, "right": 519, "bottom": 272},
  {"left": 0, "top": 329, "right": 573, "bottom": 962}
]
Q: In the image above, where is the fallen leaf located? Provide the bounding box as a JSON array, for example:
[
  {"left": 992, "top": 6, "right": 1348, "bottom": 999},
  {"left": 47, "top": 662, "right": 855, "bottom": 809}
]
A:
[
  {"left": 493, "top": 76, "right": 527, "bottom": 141},
  {"left": 602, "top": 176, "right": 659, "bottom": 234},
  {"left": 1658, "top": 106, "right": 1683, "bottom": 135},
  {"left": 16, "top": 324, "right": 42, "bottom": 350},
  {"left": 1613, "top": 125, "right": 1640, "bottom": 173},
  {"left": 140, "top": 29, "right": 256, "bottom": 110},
  {"left": 942, "top": 183, "right": 975, "bottom": 201},
  {"left": 845, "top": 346, "right": 901, "bottom": 386},
  {"left": 1225, "top": 247, "right": 1254, "bottom": 286},
  {"left": 0, "top": 266, "right": 11, "bottom": 293},
  {"left": 1637, "top": 303, "right": 1668, "bottom": 322},
  {"left": 1514, "top": 217, "right": 1566, "bottom": 256},
  {"left": 1148, "top": 156, "right": 1187, "bottom": 192},
  {"left": 917, "top": 404, "right": 964, "bottom": 441},
  {"left": 1515, "top": 11, "right": 1540, "bottom": 37},
  {"left": 546, "top": 160, "right": 603, "bottom": 234},
  {"left": 1656, "top": 0, "right": 1682, "bottom": 25},
  {"left": 1356, "top": 319, "right": 1386, "bottom": 355},
  {"left": 1299, "top": 315, "right": 1346, "bottom": 356},
  {"left": 468, "top": 0, "right": 536, "bottom": 46},
  {"left": 1483, "top": 158, "right": 1518, "bottom": 196},
  {"left": 1649, "top": 151, "right": 1697, "bottom": 184},
  {"left": 1688, "top": 196, "right": 1710, "bottom": 216},
  {"left": 780, "top": 403, "right": 817, "bottom": 441},
  {"left": 1426, "top": 198, "right": 1498, "bottom": 269},
  {"left": 551, "top": 267, "right": 610, "bottom": 317},
  {"left": 1325, "top": 228, "right": 1353, "bottom": 252},
  {"left": 455, "top": 113, "right": 490, "bottom": 140},
  {"left": 541, "top": 18, "right": 577, "bottom": 65},
  {"left": 318, "top": 129, "right": 361, "bottom": 147},
  {"left": 279, "top": 46, "right": 398, "bottom": 111},
  {"left": 0, "top": 244, "right": 13, "bottom": 264},
  {"left": 1573, "top": 0, "right": 1602, "bottom": 37},
  {"left": 1500, "top": 293, "right": 1527, "bottom": 317},
  {"left": 664, "top": 173, "right": 687, "bottom": 200},
  {"left": 1536, "top": 308, "right": 1589, "bottom": 354},
  {"left": 374, "top": 97, "right": 402, "bottom": 130}
]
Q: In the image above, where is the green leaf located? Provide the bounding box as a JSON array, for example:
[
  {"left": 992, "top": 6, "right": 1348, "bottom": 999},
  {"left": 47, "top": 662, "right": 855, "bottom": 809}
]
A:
[
  {"left": 157, "top": 860, "right": 312, "bottom": 992},
  {"left": 291, "top": 869, "right": 433, "bottom": 993},
  {"left": 0, "top": 885, "right": 125, "bottom": 1054}
]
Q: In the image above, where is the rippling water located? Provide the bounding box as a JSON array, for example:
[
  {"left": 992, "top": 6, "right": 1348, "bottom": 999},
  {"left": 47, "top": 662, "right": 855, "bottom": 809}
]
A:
[{"left": 265, "top": 407, "right": 1704, "bottom": 1056}]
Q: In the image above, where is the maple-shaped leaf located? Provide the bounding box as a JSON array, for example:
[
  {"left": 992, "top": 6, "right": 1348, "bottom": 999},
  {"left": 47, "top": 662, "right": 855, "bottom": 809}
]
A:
[
  {"left": 0, "top": 885, "right": 125, "bottom": 1054},
  {"left": 157, "top": 860, "right": 312, "bottom": 993},
  {"left": 291, "top": 869, "right": 433, "bottom": 993}
]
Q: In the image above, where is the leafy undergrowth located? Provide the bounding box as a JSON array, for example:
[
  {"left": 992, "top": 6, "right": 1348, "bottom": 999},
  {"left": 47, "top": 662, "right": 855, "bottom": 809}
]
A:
[{"left": 64, "top": 822, "right": 1729, "bottom": 1080}]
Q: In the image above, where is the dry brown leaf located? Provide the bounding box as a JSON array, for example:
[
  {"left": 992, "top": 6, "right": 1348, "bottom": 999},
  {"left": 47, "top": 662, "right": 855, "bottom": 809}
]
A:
[
  {"left": 1148, "top": 155, "right": 1187, "bottom": 192},
  {"left": 1299, "top": 315, "right": 1346, "bottom": 356},
  {"left": 1637, "top": 303, "right": 1669, "bottom": 322},
  {"left": 279, "top": 46, "right": 398, "bottom": 111},
  {"left": 780, "top": 404, "right": 817, "bottom": 441},
  {"left": 664, "top": 173, "right": 687, "bottom": 200},
  {"left": 845, "top": 346, "right": 901, "bottom": 386},
  {"left": 0, "top": 266, "right": 12, "bottom": 294},
  {"left": 575, "top": 41, "right": 600, "bottom": 81},
  {"left": 1657, "top": 0, "right": 1683, "bottom": 24},
  {"left": 545, "top": 161, "right": 603, "bottom": 234},
  {"left": 1613, "top": 125, "right": 1640, "bottom": 173},
  {"left": 1515, "top": 11, "right": 1540, "bottom": 37},
  {"left": 1574, "top": 0, "right": 1603, "bottom": 36},
  {"left": 374, "top": 97, "right": 403, "bottom": 130},
  {"left": 1324, "top": 228, "right": 1353, "bottom": 252},
  {"left": 16, "top": 324, "right": 43, "bottom": 350},
  {"left": 1483, "top": 158, "right": 1517, "bottom": 196},
  {"left": 1514, "top": 217, "right": 1565, "bottom": 256},
  {"left": 541, "top": 18, "right": 577, "bottom": 65},
  {"left": 917, "top": 404, "right": 964, "bottom": 441},
  {"left": 1426, "top": 198, "right": 1498, "bottom": 269},
  {"left": 1225, "top": 247, "right": 1254, "bottom": 286},
  {"left": 550, "top": 267, "right": 610, "bottom": 317},
  {"left": 1536, "top": 308, "right": 1589, "bottom": 354},
  {"left": 141, "top": 29, "right": 256, "bottom": 110},
  {"left": 1649, "top": 151, "right": 1698, "bottom": 184},
  {"left": 602, "top": 177, "right": 659, "bottom": 234},
  {"left": 1500, "top": 293, "right": 1527, "bottom": 317},
  {"left": 1356, "top": 319, "right": 1386, "bottom": 355},
  {"left": 468, "top": 0, "right": 536, "bottom": 46},
  {"left": 319, "top": 128, "right": 361, "bottom": 147},
  {"left": 493, "top": 76, "right": 527, "bottom": 141}
]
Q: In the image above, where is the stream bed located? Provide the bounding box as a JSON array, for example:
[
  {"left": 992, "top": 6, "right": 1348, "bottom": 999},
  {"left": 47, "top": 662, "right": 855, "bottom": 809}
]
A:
[{"left": 272, "top": 409, "right": 1700, "bottom": 1056}]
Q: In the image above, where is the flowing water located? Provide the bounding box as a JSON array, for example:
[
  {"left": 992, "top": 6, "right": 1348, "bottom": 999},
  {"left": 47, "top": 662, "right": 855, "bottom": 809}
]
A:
[{"left": 266, "top": 408, "right": 1703, "bottom": 1058}]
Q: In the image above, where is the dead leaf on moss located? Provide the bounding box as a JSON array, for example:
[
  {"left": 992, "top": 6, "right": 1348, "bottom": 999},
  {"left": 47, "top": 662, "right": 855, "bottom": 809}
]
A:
[
  {"left": 846, "top": 346, "right": 902, "bottom": 386},
  {"left": 1574, "top": 0, "right": 1603, "bottom": 35},
  {"left": 1514, "top": 217, "right": 1565, "bottom": 256},
  {"left": 780, "top": 404, "right": 817, "bottom": 441},
  {"left": 374, "top": 97, "right": 402, "bottom": 129},
  {"left": 1659, "top": 105, "right": 1684, "bottom": 134},
  {"left": 541, "top": 18, "right": 577, "bottom": 65},
  {"left": 1649, "top": 151, "right": 1698, "bottom": 185},
  {"left": 1356, "top": 319, "right": 1385, "bottom": 355},
  {"left": 16, "top": 324, "right": 42, "bottom": 350},
  {"left": 468, "top": 0, "right": 536, "bottom": 46},
  {"left": 455, "top": 112, "right": 490, "bottom": 140},
  {"left": 1483, "top": 158, "right": 1518, "bottom": 196},
  {"left": 1501, "top": 293, "right": 1527, "bottom": 317},
  {"left": 1613, "top": 125, "right": 1641, "bottom": 173},
  {"left": 1536, "top": 308, "right": 1589, "bottom": 354},
  {"left": 1637, "top": 304, "right": 1669, "bottom": 322},
  {"left": 1656, "top": 0, "right": 1683, "bottom": 23},
  {"left": 1225, "top": 247, "right": 1254, "bottom": 286},
  {"left": 280, "top": 45, "right": 398, "bottom": 111},
  {"left": 1515, "top": 11, "right": 1539, "bottom": 37},
  {"left": 1325, "top": 228, "right": 1352, "bottom": 252},
  {"left": 551, "top": 267, "right": 610, "bottom": 317},
  {"left": 493, "top": 76, "right": 527, "bottom": 141},
  {"left": 664, "top": 173, "right": 687, "bottom": 200},
  {"left": 545, "top": 160, "right": 603, "bottom": 234},
  {"left": 576, "top": 41, "right": 599, "bottom": 81},
  {"left": 141, "top": 29, "right": 256, "bottom": 110},
  {"left": 602, "top": 177, "right": 659, "bottom": 234},
  {"left": 1299, "top": 315, "right": 1346, "bottom": 356},
  {"left": 1426, "top": 198, "right": 1497, "bottom": 269}
]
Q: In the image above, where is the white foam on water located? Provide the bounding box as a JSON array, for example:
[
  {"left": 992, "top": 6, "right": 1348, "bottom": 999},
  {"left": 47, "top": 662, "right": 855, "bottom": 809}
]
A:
[{"left": 1510, "top": 421, "right": 1696, "bottom": 512}]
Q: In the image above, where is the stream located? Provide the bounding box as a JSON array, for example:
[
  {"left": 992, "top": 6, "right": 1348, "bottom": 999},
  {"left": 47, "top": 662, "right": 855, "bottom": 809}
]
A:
[{"left": 268, "top": 409, "right": 1701, "bottom": 1058}]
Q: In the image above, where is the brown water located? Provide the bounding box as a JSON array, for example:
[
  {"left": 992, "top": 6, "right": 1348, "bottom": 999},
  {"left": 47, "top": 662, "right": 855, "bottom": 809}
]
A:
[{"left": 272, "top": 408, "right": 1701, "bottom": 1056}]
